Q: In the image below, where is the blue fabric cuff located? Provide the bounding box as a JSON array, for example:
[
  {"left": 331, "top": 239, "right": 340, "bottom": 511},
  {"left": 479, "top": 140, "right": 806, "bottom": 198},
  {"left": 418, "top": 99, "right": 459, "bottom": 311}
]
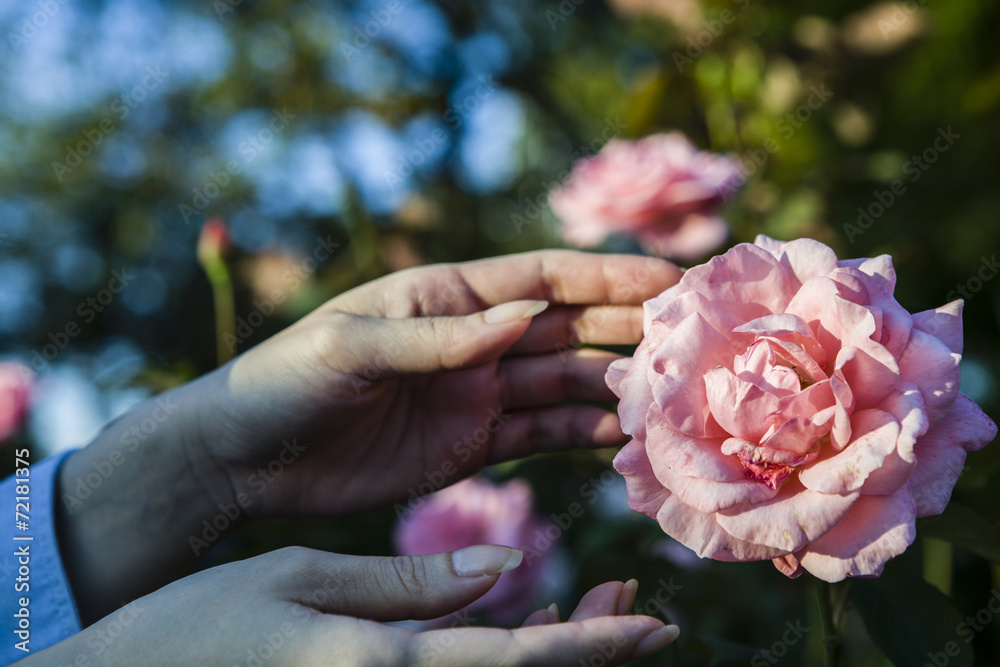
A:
[{"left": 1, "top": 450, "right": 82, "bottom": 664}]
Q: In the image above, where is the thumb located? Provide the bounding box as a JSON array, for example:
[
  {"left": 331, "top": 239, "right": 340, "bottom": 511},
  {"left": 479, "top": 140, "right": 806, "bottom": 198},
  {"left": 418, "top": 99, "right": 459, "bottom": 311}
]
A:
[
  {"left": 347, "top": 300, "right": 548, "bottom": 376},
  {"left": 290, "top": 545, "right": 524, "bottom": 622}
]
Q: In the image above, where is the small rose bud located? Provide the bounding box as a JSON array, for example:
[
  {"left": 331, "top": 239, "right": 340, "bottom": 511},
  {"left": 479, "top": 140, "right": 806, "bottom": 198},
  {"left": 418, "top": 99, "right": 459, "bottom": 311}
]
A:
[{"left": 197, "top": 217, "right": 231, "bottom": 264}]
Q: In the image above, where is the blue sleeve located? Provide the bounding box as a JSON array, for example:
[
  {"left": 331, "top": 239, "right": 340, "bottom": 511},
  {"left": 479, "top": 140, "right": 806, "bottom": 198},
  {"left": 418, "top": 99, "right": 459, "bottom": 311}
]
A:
[{"left": 1, "top": 450, "right": 82, "bottom": 664}]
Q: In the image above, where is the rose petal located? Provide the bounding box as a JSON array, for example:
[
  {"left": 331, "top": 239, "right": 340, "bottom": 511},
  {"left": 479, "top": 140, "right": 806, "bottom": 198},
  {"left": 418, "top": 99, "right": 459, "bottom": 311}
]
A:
[
  {"left": 797, "top": 485, "right": 916, "bottom": 581},
  {"left": 658, "top": 178, "right": 722, "bottom": 208},
  {"left": 613, "top": 439, "right": 673, "bottom": 518},
  {"left": 861, "top": 385, "right": 928, "bottom": 496},
  {"left": 679, "top": 243, "right": 798, "bottom": 320},
  {"left": 760, "top": 406, "right": 835, "bottom": 455},
  {"left": 836, "top": 340, "right": 900, "bottom": 412},
  {"left": 772, "top": 552, "right": 805, "bottom": 579},
  {"left": 946, "top": 394, "right": 996, "bottom": 453},
  {"left": 832, "top": 292, "right": 877, "bottom": 341},
  {"left": 717, "top": 479, "right": 859, "bottom": 552},
  {"left": 896, "top": 328, "right": 961, "bottom": 422},
  {"left": 639, "top": 214, "right": 729, "bottom": 261},
  {"left": 736, "top": 312, "right": 815, "bottom": 340},
  {"left": 756, "top": 236, "right": 840, "bottom": 286},
  {"left": 911, "top": 300, "right": 963, "bottom": 355},
  {"left": 722, "top": 437, "right": 816, "bottom": 466},
  {"left": 910, "top": 393, "right": 998, "bottom": 516},
  {"left": 734, "top": 313, "right": 827, "bottom": 365},
  {"left": 787, "top": 275, "right": 902, "bottom": 404},
  {"left": 736, "top": 339, "right": 776, "bottom": 378},
  {"left": 610, "top": 345, "right": 653, "bottom": 440},
  {"left": 759, "top": 365, "right": 802, "bottom": 397},
  {"left": 649, "top": 312, "right": 742, "bottom": 437},
  {"left": 774, "top": 380, "right": 836, "bottom": 428},
  {"left": 646, "top": 290, "right": 748, "bottom": 348},
  {"left": 752, "top": 234, "right": 784, "bottom": 254},
  {"left": 642, "top": 287, "right": 680, "bottom": 333},
  {"left": 832, "top": 264, "right": 912, "bottom": 358},
  {"left": 785, "top": 276, "right": 847, "bottom": 358},
  {"left": 822, "top": 293, "right": 902, "bottom": 411},
  {"left": 767, "top": 337, "right": 829, "bottom": 384},
  {"left": 722, "top": 437, "right": 810, "bottom": 489},
  {"left": 839, "top": 254, "right": 896, "bottom": 293},
  {"left": 645, "top": 419, "right": 749, "bottom": 482},
  {"left": 734, "top": 341, "right": 801, "bottom": 395},
  {"left": 605, "top": 357, "right": 631, "bottom": 399},
  {"left": 658, "top": 464, "right": 779, "bottom": 513},
  {"left": 798, "top": 409, "right": 900, "bottom": 494},
  {"left": 829, "top": 350, "right": 856, "bottom": 450},
  {"left": 704, "top": 366, "right": 782, "bottom": 443},
  {"left": 753, "top": 383, "right": 835, "bottom": 456},
  {"left": 654, "top": 493, "right": 786, "bottom": 562}
]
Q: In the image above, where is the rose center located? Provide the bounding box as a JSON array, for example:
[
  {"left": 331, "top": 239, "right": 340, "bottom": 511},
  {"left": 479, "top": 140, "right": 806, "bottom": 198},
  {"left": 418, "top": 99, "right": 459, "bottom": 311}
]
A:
[{"left": 706, "top": 337, "right": 834, "bottom": 490}]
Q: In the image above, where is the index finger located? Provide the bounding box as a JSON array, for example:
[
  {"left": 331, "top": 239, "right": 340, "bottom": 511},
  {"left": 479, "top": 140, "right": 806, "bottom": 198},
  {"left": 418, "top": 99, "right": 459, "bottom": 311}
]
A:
[{"left": 453, "top": 250, "right": 682, "bottom": 307}]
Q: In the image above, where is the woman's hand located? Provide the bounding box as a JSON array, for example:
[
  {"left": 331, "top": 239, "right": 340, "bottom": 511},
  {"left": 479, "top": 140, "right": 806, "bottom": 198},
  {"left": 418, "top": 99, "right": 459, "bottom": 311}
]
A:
[
  {"left": 56, "top": 249, "right": 679, "bottom": 623},
  {"left": 199, "top": 250, "right": 680, "bottom": 518},
  {"left": 26, "top": 546, "right": 679, "bottom": 666}
]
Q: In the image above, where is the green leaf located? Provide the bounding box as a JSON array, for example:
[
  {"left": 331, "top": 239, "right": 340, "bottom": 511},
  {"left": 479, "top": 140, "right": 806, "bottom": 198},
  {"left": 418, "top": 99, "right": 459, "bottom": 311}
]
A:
[
  {"left": 917, "top": 502, "right": 1000, "bottom": 564},
  {"left": 853, "top": 569, "right": 974, "bottom": 667}
]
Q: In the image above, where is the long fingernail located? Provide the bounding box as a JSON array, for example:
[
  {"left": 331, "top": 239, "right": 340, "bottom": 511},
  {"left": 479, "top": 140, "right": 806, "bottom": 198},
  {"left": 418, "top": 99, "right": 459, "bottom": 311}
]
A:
[
  {"left": 452, "top": 545, "right": 523, "bottom": 577},
  {"left": 618, "top": 579, "right": 638, "bottom": 615},
  {"left": 634, "top": 625, "right": 680, "bottom": 658},
  {"left": 547, "top": 602, "right": 560, "bottom": 624},
  {"left": 483, "top": 300, "right": 548, "bottom": 324}
]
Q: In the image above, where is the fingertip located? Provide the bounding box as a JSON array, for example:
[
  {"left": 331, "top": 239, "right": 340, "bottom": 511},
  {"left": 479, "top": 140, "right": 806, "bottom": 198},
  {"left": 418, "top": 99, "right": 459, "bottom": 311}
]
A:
[
  {"left": 521, "top": 602, "right": 561, "bottom": 627},
  {"left": 451, "top": 545, "right": 523, "bottom": 578},
  {"left": 642, "top": 255, "right": 684, "bottom": 284},
  {"left": 513, "top": 614, "right": 671, "bottom": 665},
  {"left": 483, "top": 300, "right": 549, "bottom": 324},
  {"left": 617, "top": 579, "right": 638, "bottom": 616},
  {"left": 569, "top": 581, "right": 627, "bottom": 621},
  {"left": 521, "top": 608, "right": 553, "bottom": 627},
  {"left": 590, "top": 411, "right": 628, "bottom": 447},
  {"left": 605, "top": 254, "right": 683, "bottom": 303},
  {"left": 634, "top": 624, "right": 680, "bottom": 658}
]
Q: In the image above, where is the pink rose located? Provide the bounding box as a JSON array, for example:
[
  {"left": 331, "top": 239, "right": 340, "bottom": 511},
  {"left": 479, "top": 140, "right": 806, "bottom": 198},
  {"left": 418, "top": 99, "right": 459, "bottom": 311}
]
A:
[
  {"left": 607, "top": 236, "right": 997, "bottom": 582},
  {"left": 0, "top": 363, "right": 33, "bottom": 443},
  {"left": 394, "top": 478, "right": 552, "bottom": 623},
  {"left": 549, "top": 133, "right": 741, "bottom": 261}
]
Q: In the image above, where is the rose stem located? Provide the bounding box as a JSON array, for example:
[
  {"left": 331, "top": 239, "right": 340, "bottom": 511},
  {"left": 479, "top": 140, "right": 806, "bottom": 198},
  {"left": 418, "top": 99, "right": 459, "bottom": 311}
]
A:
[
  {"left": 199, "top": 251, "right": 235, "bottom": 367},
  {"left": 817, "top": 580, "right": 844, "bottom": 667}
]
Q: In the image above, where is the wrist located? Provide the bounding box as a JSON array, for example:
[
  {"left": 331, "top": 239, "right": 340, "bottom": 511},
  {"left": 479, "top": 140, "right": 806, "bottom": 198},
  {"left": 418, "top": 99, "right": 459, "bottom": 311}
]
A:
[{"left": 56, "top": 371, "right": 242, "bottom": 624}]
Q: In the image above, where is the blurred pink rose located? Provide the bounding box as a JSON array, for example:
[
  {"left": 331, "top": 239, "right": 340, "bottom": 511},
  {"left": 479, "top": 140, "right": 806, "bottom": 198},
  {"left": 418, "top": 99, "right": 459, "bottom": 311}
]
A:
[
  {"left": 549, "top": 133, "right": 741, "bottom": 261},
  {"left": 394, "top": 478, "right": 552, "bottom": 624},
  {"left": 607, "top": 236, "right": 997, "bottom": 582},
  {"left": 0, "top": 363, "right": 33, "bottom": 443}
]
